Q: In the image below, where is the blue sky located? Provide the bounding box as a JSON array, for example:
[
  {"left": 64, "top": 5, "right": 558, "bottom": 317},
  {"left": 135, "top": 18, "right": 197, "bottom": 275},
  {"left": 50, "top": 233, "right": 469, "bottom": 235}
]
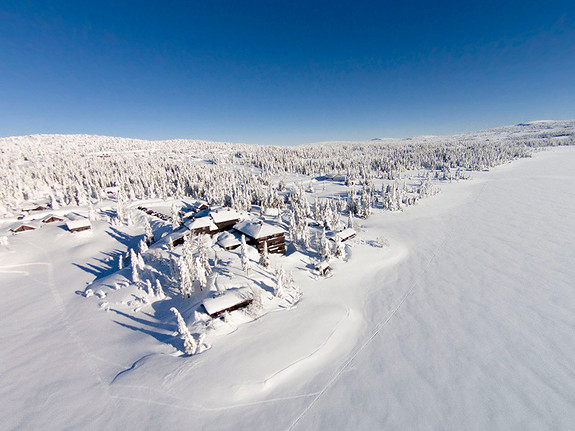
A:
[{"left": 1, "top": 1, "right": 574, "bottom": 145}]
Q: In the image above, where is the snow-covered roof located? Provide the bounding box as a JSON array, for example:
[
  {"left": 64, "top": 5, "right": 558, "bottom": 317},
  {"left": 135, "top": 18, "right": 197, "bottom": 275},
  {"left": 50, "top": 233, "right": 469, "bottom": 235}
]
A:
[
  {"left": 42, "top": 214, "right": 64, "bottom": 223},
  {"left": 21, "top": 203, "right": 49, "bottom": 212},
  {"left": 328, "top": 228, "right": 356, "bottom": 242},
  {"left": 234, "top": 220, "right": 285, "bottom": 240},
  {"left": 186, "top": 217, "right": 218, "bottom": 231},
  {"left": 66, "top": 219, "right": 92, "bottom": 231},
  {"left": 202, "top": 287, "right": 253, "bottom": 317},
  {"left": 210, "top": 208, "right": 240, "bottom": 224},
  {"left": 190, "top": 200, "right": 209, "bottom": 211},
  {"left": 217, "top": 231, "right": 241, "bottom": 249},
  {"left": 9, "top": 222, "right": 37, "bottom": 232}
]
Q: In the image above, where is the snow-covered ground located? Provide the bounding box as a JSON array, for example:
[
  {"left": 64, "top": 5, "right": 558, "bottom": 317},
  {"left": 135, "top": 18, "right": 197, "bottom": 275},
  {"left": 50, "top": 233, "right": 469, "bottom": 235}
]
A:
[{"left": 1, "top": 145, "right": 574, "bottom": 430}]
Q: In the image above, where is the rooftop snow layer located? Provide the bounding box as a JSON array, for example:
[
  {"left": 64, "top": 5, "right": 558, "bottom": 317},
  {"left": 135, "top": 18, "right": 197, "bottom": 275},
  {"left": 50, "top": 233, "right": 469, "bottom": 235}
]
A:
[
  {"left": 66, "top": 219, "right": 92, "bottom": 231},
  {"left": 202, "top": 287, "right": 253, "bottom": 316},
  {"left": 210, "top": 208, "right": 240, "bottom": 224},
  {"left": 186, "top": 217, "right": 218, "bottom": 231},
  {"left": 234, "top": 219, "right": 285, "bottom": 239},
  {"left": 217, "top": 231, "right": 241, "bottom": 248}
]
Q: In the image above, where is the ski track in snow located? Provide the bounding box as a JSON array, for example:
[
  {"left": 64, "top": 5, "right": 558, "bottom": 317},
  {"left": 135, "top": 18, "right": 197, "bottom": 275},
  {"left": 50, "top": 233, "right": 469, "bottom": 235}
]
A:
[{"left": 20, "top": 239, "right": 111, "bottom": 395}]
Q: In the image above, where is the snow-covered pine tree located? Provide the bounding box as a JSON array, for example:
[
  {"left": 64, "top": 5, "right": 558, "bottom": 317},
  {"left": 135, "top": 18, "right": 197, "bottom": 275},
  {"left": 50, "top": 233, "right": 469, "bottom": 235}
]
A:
[
  {"left": 132, "top": 262, "right": 140, "bottom": 283},
  {"left": 178, "top": 256, "right": 194, "bottom": 297},
  {"left": 170, "top": 307, "right": 198, "bottom": 355},
  {"left": 171, "top": 203, "right": 181, "bottom": 230},
  {"left": 240, "top": 235, "right": 251, "bottom": 276},
  {"left": 259, "top": 241, "right": 270, "bottom": 268},
  {"left": 155, "top": 279, "right": 166, "bottom": 299},
  {"left": 247, "top": 285, "right": 265, "bottom": 318},
  {"left": 195, "top": 256, "right": 207, "bottom": 290},
  {"left": 143, "top": 218, "right": 153, "bottom": 244},
  {"left": 319, "top": 228, "right": 331, "bottom": 261},
  {"left": 274, "top": 266, "right": 286, "bottom": 298},
  {"left": 198, "top": 235, "right": 211, "bottom": 276},
  {"left": 333, "top": 235, "right": 345, "bottom": 259}
]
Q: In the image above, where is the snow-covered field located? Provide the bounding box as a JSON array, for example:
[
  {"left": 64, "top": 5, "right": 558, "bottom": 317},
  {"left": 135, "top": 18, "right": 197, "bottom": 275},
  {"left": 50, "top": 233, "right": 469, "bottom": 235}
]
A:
[{"left": 1, "top": 136, "right": 575, "bottom": 429}]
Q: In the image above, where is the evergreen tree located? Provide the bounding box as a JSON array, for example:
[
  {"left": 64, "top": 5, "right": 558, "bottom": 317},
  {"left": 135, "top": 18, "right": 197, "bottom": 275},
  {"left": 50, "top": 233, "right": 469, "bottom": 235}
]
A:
[
  {"left": 143, "top": 218, "right": 154, "bottom": 244},
  {"left": 259, "top": 241, "right": 271, "bottom": 268},
  {"left": 155, "top": 279, "right": 166, "bottom": 299},
  {"left": 240, "top": 235, "right": 251, "bottom": 276},
  {"left": 170, "top": 307, "right": 197, "bottom": 355}
]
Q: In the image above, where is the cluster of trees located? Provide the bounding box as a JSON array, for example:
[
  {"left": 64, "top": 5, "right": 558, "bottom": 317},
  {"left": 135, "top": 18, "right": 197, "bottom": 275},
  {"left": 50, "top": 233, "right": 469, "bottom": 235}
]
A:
[
  {"left": 172, "top": 234, "right": 213, "bottom": 297},
  {"left": 1, "top": 123, "right": 573, "bottom": 220}
]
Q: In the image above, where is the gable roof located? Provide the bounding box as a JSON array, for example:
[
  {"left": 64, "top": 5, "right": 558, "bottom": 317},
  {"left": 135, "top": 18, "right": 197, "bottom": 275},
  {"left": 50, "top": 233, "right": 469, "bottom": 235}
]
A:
[
  {"left": 66, "top": 219, "right": 92, "bottom": 231},
  {"left": 10, "top": 223, "right": 37, "bottom": 232},
  {"left": 234, "top": 219, "right": 285, "bottom": 240},
  {"left": 42, "top": 214, "right": 64, "bottom": 223},
  {"left": 202, "top": 287, "right": 253, "bottom": 317},
  {"left": 327, "top": 227, "right": 356, "bottom": 242},
  {"left": 210, "top": 208, "right": 240, "bottom": 224},
  {"left": 186, "top": 217, "right": 218, "bottom": 231},
  {"left": 217, "top": 231, "right": 241, "bottom": 249}
]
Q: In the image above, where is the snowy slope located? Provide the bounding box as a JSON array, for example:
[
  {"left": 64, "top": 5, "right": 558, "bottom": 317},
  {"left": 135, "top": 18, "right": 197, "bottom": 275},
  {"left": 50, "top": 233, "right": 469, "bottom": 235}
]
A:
[{"left": 1, "top": 146, "right": 574, "bottom": 430}]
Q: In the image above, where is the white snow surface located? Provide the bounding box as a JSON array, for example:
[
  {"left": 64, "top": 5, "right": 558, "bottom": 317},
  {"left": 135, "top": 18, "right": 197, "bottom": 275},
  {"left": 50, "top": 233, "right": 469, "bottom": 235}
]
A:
[{"left": 1, "top": 148, "right": 574, "bottom": 430}]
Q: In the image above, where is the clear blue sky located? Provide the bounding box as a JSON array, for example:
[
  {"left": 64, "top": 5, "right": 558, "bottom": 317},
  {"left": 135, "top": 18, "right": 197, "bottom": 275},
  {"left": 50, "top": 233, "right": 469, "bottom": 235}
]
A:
[{"left": 1, "top": 1, "right": 574, "bottom": 145}]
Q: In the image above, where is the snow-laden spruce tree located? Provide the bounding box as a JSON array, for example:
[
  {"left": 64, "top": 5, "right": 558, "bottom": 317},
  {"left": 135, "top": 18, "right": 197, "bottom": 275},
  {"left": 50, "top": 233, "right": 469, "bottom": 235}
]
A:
[
  {"left": 240, "top": 235, "right": 251, "bottom": 276},
  {"left": 171, "top": 203, "right": 181, "bottom": 230},
  {"left": 319, "top": 228, "right": 331, "bottom": 261},
  {"left": 259, "top": 241, "right": 270, "bottom": 268},
  {"left": 143, "top": 218, "right": 153, "bottom": 245},
  {"left": 178, "top": 256, "right": 194, "bottom": 297},
  {"left": 197, "top": 235, "right": 212, "bottom": 276},
  {"left": 195, "top": 256, "right": 207, "bottom": 290},
  {"left": 247, "top": 285, "right": 265, "bottom": 318},
  {"left": 274, "top": 266, "right": 286, "bottom": 299},
  {"left": 155, "top": 279, "right": 166, "bottom": 299},
  {"left": 333, "top": 235, "right": 345, "bottom": 259},
  {"left": 170, "top": 307, "right": 197, "bottom": 355}
]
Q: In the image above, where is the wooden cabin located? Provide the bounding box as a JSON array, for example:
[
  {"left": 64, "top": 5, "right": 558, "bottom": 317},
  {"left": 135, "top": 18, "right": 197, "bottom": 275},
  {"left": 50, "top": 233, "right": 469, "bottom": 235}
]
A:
[
  {"left": 22, "top": 204, "right": 50, "bottom": 213},
  {"left": 186, "top": 217, "right": 218, "bottom": 236},
  {"left": 233, "top": 219, "right": 286, "bottom": 254},
  {"left": 66, "top": 219, "right": 92, "bottom": 233},
  {"left": 202, "top": 287, "right": 253, "bottom": 318},
  {"left": 328, "top": 228, "right": 356, "bottom": 243},
  {"left": 42, "top": 215, "right": 64, "bottom": 223},
  {"left": 315, "top": 260, "right": 330, "bottom": 276},
  {"left": 217, "top": 231, "right": 241, "bottom": 250},
  {"left": 210, "top": 209, "right": 240, "bottom": 231},
  {"left": 11, "top": 224, "right": 36, "bottom": 233}
]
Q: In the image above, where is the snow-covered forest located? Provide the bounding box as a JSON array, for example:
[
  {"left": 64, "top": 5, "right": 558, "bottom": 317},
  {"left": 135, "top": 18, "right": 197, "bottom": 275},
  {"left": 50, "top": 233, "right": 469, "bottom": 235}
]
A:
[{"left": 1, "top": 120, "right": 573, "bottom": 215}]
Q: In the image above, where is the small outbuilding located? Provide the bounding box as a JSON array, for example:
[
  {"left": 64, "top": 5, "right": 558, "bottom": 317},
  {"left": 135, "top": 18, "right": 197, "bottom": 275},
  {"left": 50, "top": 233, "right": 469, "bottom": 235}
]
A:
[
  {"left": 233, "top": 219, "right": 286, "bottom": 254},
  {"left": 42, "top": 214, "right": 64, "bottom": 224},
  {"left": 328, "top": 228, "right": 356, "bottom": 243},
  {"left": 66, "top": 219, "right": 92, "bottom": 233},
  {"left": 202, "top": 287, "right": 253, "bottom": 318},
  {"left": 22, "top": 203, "right": 50, "bottom": 213},
  {"left": 315, "top": 260, "right": 330, "bottom": 276},
  {"left": 217, "top": 231, "right": 241, "bottom": 250},
  {"left": 10, "top": 223, "right": 37, "bottom": 233}
]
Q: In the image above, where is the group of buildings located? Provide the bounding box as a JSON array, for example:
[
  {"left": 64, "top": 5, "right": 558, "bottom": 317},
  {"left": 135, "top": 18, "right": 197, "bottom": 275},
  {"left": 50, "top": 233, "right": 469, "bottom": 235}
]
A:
[{"left": 167, "top": 202, "right": 287, "bottom": 255}]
